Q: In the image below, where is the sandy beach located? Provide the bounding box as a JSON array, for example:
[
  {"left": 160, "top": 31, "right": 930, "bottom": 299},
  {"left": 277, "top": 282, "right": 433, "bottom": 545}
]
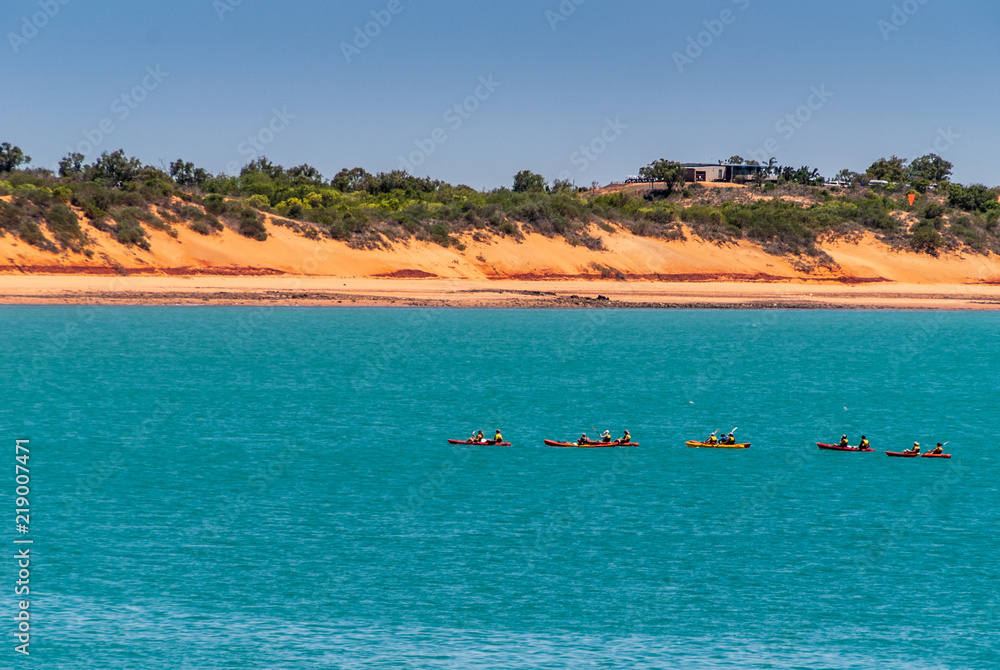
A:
[{"left": 3, "top": 274, "right": 1000, "bottom": 309}]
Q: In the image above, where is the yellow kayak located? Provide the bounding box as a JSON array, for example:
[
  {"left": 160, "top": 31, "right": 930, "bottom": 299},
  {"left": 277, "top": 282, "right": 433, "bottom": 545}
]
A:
[{"left": 685, "top": 441, "right": 751, "bottom": 449}]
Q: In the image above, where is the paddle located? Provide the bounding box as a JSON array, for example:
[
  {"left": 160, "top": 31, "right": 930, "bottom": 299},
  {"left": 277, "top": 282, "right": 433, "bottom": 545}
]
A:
[
  {"left": 932, "top": 440, "right": 950, "bottom": 454},
  {"left": 592, "top": 425, "right": 613, "bottom": 444}
]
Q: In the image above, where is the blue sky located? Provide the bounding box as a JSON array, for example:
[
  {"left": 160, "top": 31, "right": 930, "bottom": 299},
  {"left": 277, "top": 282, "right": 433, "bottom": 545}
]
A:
[{"left": 3, "top": 0, "right": 998, "bottom": 188}]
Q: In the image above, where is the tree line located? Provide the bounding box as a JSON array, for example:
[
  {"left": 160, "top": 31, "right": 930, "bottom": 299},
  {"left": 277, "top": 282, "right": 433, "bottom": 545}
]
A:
[{"left": 0, "top": 141, "right": 997, "bottom": 260}]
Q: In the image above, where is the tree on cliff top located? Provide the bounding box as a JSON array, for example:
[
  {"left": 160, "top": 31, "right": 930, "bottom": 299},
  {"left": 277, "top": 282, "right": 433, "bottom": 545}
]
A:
[
  {"left": 0, "top": 143, "right": 31, "bottom": 172},
  {"left": 638, "top": 159, "right": 685, "bottom": 196}
]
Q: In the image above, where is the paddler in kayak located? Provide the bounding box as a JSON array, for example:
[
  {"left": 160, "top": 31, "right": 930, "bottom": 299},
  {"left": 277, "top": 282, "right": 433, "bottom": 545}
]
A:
[
  {"left": 620, "top": 430, "right": 631, "bottom": 444},
  {"left": 929, "top": 442, "right": 944, "bottom": 454},
  {"left": 476, "top": 430, "right": 486, "bottom": 443},
  {"left": 859, "top": 435, "right": 871, "bottom": 450},
  {"left": 838, "top": 435, "right": 850, "bottom": 448},
  {"left": 493, "top": 429, "right": 503, "bottom": 444},
  {"left": 601, "top": 430, "right": 613, "bottom": 443},
  {"left": 706, "top": 432, "right": 719, "bottom": 445},
  {"left": 578, "top": 433, "right": 589, "bottom": 445},
  {"left": 903, "top": 441, "right": 921, "bottom": 455},
  {"left": 723, "top": 432, "right": 736, "bottom": 445}
]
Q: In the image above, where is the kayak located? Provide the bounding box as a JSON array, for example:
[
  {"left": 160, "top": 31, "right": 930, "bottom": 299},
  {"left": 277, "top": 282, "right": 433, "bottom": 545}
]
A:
[
  {"left": 544, "top": 439, "right": 639, "bottom": 448},
  {"left": 448, "top": 439, "right": 512, "bottom": 446},
  {"left": 817, "top": 443, "right": 875, "bottom": 452},
  {"left": 686, "top": 441, "right": 750, "bottom": 449},
  {"left": 921, "top": 452, "right": 952, "bottom": 459},
  {"left": 886, "top": 451, "right": 920, "bottom": 458}
]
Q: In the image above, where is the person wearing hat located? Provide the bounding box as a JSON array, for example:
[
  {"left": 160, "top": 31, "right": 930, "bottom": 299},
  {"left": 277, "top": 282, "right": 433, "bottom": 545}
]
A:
[
  {"left": 859, "top": 435, "right": 871, "bottom": 450},
  {"left": 724, "top": 432, "right": 736, "bottom": 445},
  {"left": 493, "top": 429, "right": 503, "bottom": 444},
  {"left": 601, "top": 430, "right": 613, "bottom": 443},
  {"left": 619, "top": 429, "right": 631, "bottom": 444},
  {"left": 578, "top": 433, "right": 589, "bottom": 445},
  {"left": 706, "top": 432, "right": 719, "bottom": 445},
  {"left": 904, "top": 441, "right": 921, "bottom": 455},
  {"left": 838, "top": 434, "right": 850, "bottom": 448},
  {"left": 929, "top": 442, "right": 944, "bottom": 454}
]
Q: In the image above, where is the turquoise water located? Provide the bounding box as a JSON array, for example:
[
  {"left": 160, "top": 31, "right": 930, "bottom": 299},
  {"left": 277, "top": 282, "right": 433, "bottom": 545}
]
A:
[{"left": 2, "top": 307, "right": 998, "bottom": 669}]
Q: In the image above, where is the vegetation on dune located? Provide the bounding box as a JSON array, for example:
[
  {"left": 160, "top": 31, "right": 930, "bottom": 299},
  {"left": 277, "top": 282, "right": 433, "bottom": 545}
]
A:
[{"left": 0, "top": 143, "right": 998, "bottom": 265}]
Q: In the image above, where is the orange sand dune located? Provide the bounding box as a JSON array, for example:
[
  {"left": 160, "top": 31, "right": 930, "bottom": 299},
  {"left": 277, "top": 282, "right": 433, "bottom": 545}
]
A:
[
  {"left": 2, "top": 218, "right": 999, "bottom": 284},
  {"left": 4, "top": 213, "right": 1000, "bottom": 308}
]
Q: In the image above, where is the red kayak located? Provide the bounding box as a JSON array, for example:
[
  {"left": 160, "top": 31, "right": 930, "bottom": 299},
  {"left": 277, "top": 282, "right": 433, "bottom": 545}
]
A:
[
  {"left": 448, "top": 439, "right": 511, "bottom": 446},
  {"left": 817, "top": 443, "right": 874, "bottom": 452},
  {"left": 886, "top": 451, "right": 920, "bottom": 458},
  {"left": 544, "top": 439, "right": 639, "bottom": 448},
  {"left": 921, "top": 452, "right": 952, "bottom": 459}
]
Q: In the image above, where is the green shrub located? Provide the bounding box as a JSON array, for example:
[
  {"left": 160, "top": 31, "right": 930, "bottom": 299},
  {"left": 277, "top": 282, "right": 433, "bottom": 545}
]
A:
[
  {"left": 0, "top": 201, "right": 24, "bottom": 232},
  {"left": 593, "top": 191, "right": 638, "bottom": 214},
  {"left": 246, "top": 194, "right": 270, "bottom": 210},
  {"left": 986, "top": 210, "right": 999, "bottom": 232},
  {"left": 642, "top": 208, "right": 676, "bottom": 224},
  {"left": 19, "top": 221, "right": 51, "bottom": 249},
  {"left": 115, "top": 218, "right": 149, "bottom": 249},
  {"left": 949, "top": 184, "right": 997, "bottom": 213},
  {"left": 910, "top": 223, "right": 942, "bottom": 254},
  {"left": 724, "top": 201, "right": 820, "bottom": 255},
  {"left": 174, "top": 204, "right": 204, "bottom": 219},
  {"left": 923, "top": 203, "right": 946, "bottom": 220},
  {"left": 20, "top": 186, "right": 54, "bottom": 207},
  {"left": 855, "top": 198, "right": 895, "bottom": 231},
  {"left": 82, "top": 203, "right": 107, "bottom": 221},
  {"left": 202, "top": 194, "right": 228, "bottom": 216},
  {"left": 682, "top": 205, "right": 725, "bottom": 227},
  {"left": 189, "top": 220, "right": 212, "bottom": 235},
  {"left": 429, "top": 222, "right": 451, "bottom": 247},
  {"left": 46, "top": 204, "right": 84, "bottom": 245},
  {"left": 236, "top": 208, "right": 267, "bottom": 240},
  {"left": 950, "top": 219, "right": 984, "bottom": 248}
]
